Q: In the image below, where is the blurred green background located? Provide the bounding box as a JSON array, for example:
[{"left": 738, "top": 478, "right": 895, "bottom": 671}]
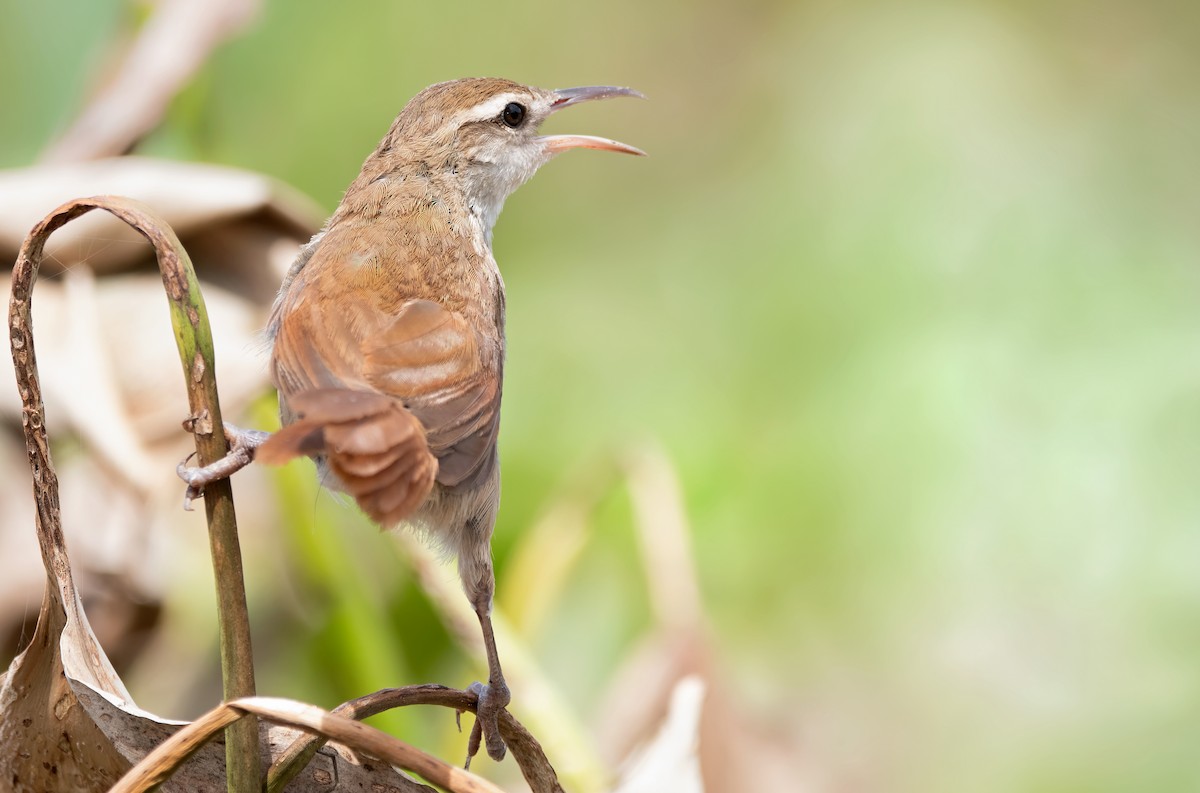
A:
[{"left": 4, "top": 0, "right": 1200, "bottom": 791}]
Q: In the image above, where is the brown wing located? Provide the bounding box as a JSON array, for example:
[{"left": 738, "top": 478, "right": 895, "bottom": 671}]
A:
[
  {"left": 361, "top": 299, "right": 501, "bottom": 491},
  {"left": 268, "top": 289, "right": 500, "bottom": 496}
]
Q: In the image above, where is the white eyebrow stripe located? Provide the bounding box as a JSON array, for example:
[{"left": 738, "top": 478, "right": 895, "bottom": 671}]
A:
[{"left": 462, "top": 94, "right": 526, "bottom": 123}]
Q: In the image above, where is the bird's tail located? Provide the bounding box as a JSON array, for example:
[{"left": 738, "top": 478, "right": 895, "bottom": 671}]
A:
[{"left": 257, "top": 388, "right": 437, "bottom": 525}]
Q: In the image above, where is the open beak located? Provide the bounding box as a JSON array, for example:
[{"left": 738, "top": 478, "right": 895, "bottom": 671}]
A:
[{"left": 541, "top": 85, "right": 646, "bottom": 157}]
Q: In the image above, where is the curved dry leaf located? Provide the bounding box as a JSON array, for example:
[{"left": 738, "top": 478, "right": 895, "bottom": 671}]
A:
[{"left": 0, "top": 194, "right": 236, "bottom": 792}]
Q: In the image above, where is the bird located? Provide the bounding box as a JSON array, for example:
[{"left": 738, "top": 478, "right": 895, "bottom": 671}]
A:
[{"left": 178, "top": 77, "right": 643, "bottom": 763}]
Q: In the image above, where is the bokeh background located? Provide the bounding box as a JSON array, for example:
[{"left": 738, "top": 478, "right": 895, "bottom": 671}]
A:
[{"left": 3, "top": 1, "right": 1200, "bottom": 791}]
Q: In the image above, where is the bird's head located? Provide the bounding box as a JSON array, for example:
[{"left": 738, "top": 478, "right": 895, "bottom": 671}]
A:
[{"left": 369, "top": 77, "right": 644, "bottom": 233}]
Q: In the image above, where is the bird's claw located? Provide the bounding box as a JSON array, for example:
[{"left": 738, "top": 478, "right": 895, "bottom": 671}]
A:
[
  {"left": 175, "top": 424, "right": 269, "bottom": 509},
  {"left": 464, "top": 679, "right": 510, "bottom": 768},
  {"left": 174, "top": 453, "right": 202, "bottom": 510}
]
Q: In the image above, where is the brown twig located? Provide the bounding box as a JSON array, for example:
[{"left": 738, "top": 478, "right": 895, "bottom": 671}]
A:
[
  {"left": 109, "top": 695, "right": 506, "bottom": 793},
  {"left": 268, "top": 684, "right": 565, "bottom": 793}
]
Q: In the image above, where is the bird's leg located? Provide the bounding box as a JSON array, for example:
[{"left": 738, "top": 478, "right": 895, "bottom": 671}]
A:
[
  {"left": 176, "top": 423, "right": 270, "bottom": 509},
  {"left": 465, "top": 597, "right": 510, "bottom": 767}
]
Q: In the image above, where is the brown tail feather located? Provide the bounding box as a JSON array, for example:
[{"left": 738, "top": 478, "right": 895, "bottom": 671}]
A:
[{"left": 257, "top": 388, "right": 437, "bottom": 524}]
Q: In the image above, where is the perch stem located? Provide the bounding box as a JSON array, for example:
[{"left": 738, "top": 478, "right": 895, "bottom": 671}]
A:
[{"left": 146, "top": 197, "right": 261, "bottom": 793}]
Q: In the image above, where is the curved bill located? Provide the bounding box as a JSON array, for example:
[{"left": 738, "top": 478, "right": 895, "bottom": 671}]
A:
[
  {"left": 550, "top": 85, "right": 647, "bottom": 109},
  {"left": 541, "top": 85, "right": 646, "bottom": 156},
  {"left": 541, "top": 134, "right": 646, "bottom": 156}
]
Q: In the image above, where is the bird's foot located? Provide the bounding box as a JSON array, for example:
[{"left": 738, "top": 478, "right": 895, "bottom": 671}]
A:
[
  {"left": 176, "top": 423, "right": 270, "bottom": 510},
  {"left": 464, "top": 679, "right": 510, "bottom": 767}
]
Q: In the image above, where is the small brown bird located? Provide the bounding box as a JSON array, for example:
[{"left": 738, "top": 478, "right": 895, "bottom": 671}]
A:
[{"left": 181, "top": 77, "right": 642, "bottom": 762}]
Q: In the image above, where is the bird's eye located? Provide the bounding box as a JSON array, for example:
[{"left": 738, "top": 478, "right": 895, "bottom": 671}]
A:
[{"left": 501, "top": 102, "right": 526, "bottom": 128}]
